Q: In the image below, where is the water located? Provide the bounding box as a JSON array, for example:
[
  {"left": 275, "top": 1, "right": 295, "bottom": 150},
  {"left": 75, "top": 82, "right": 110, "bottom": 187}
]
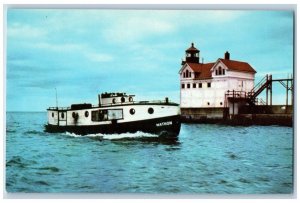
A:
[{"left": 6, "top": 112, "right": 294, "bottom": 194}]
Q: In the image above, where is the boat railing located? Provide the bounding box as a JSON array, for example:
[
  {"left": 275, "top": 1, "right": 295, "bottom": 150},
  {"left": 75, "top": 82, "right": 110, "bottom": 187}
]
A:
[
  {"left": 101, "top": 99, "right": 175, "bottom": 106},
  {"left": 48, "top": 98, "right": 177, "bottom": 110},
  {"left": 47, "top": 107, "right": 70, "bottom": 110}
]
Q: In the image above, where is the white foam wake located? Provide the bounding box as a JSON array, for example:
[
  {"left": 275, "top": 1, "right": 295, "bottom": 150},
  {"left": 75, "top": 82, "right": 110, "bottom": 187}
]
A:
[{"left": 65, "top": 131, "right": 159, "bottom": 140}]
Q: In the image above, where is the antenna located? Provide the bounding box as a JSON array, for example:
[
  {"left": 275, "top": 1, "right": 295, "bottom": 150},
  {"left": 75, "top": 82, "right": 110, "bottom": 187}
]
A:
[{"left": 55, "top": 88, "right": 58, "bottom": 109}]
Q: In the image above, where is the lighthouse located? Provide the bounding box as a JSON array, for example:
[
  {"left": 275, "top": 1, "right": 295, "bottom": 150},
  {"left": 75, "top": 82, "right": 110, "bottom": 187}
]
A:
[{"left": 179, "top": 43, "right": 256, "bottom": 121}]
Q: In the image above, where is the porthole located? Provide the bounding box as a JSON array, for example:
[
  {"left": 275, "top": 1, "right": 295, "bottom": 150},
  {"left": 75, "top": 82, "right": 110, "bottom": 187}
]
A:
[
  {"left": 85, "top": 111, "right": 89, "bottom": 117},
  {"left": 112, "top": 98, "right": 116, "bottom": 104},
  {"left": 129, "top": 108, "right": 135, "bottom": 115},
  {"left": 220, "top": 102, "right": 223, "bottom": 106},
  {"left": 121, "top": 97, "right": 125, "bottom": 103},
  {"left": 207, "top": 102, "right": 210, "bottom": 106},
  {"left": 61, "top": 112, "right": 64, "bottom": 118},
  {"left": 52, "top": 112, "right": 54, "bottom": 117},
  {"left": 148, "top": 107, "right": 154, "bottom": 114}
]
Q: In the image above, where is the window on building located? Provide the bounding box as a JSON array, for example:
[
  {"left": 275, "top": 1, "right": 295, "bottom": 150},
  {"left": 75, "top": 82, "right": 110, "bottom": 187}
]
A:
[
  {"left": 207, "top": 82, "right": 211, "bottom": 88},
  {"left": 189, "top": 72, "right": 192, "bottom": 77},
  {"left": 199, "top": 83, "right": 202, "bottom": 88},
  {"left": 218, "top": 66, "right": 222, "bottom": 75},
  {"left": 185, "top": 69, "right": 189, "bottom": 78},
  {"left": 181, "top": 84, "right": 185, "bottom": 89},
  {"left": 223, "top": 69, "right": 225, "bottom": 75},
  {"left": 183, "top": 72, "right": 186, "bottom": 78},
  {"left": 193, "top": 83, "right": 196, "bottom": 88},
  {"left": 215, "top": 70, "right": 218, "bottom": 75},
  {"left": 187, "top": 84, "right": 190, "bottom": 88}
]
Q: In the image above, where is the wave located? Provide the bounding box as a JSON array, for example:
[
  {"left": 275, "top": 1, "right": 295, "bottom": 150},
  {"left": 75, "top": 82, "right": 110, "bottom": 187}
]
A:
[
  {"left": 38, "top": 166, "right": 60, "bottom": 172},
  {"left": 6, "top": 156, "right": 37, "bottom": 168},
  {"left": 65, "top": 131, "right": 159, "bottom": 140},
  {"left": 24, "top": 130, "right": 43, "bottom": 135}
]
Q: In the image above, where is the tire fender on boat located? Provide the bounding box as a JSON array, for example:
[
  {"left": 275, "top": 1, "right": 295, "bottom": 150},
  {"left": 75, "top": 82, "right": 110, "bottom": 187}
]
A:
[{"left": 72, "top": 112, "right": 79, "bottom": 121}]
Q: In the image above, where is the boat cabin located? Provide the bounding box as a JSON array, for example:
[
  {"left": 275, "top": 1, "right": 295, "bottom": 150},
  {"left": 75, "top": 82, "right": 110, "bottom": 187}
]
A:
[{"left": 99, "top": 92, "right": 135, "bottom": 106}]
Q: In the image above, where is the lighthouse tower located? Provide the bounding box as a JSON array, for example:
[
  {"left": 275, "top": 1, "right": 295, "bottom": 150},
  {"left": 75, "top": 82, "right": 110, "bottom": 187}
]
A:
[{"left": 183, "top": 43, "right": 200, "bottom": 64}]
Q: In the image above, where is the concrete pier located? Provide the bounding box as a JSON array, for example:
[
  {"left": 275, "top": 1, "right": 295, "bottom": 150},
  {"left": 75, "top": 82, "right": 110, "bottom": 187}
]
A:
[{"left": 180, "top": 105, "right": 293, "bottom": 127}]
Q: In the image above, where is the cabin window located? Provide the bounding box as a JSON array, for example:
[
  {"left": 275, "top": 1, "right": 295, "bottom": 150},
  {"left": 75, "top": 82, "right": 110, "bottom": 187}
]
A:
[
  {"left": 148, "top": 107, "right": 154, "bottom": 114},
  {"left": 61, "top": 112, "right": 64, "bottom": 119},
  {"left": 187, "top": 84, "right": 190, "bottom": 88},
  {"left": 207, "top": 82, "right": 211, "bottom": 88},
  {"left": 52, "top": 112, "right": 54, "bottom": 117},
  {"left": 207, "top": 102, "right": 210, "bottom": 106},
  {"left": 121, "top": 97, "right": 125, "bottom": 103},
  {"left": 91, "top": 109, "right": 123, "bottom": 121},
  {"left": 108, "top": 109, "right": 123, "bottom": 120},
  {"left": 193, "top": 83, "right": 196, "bottom": 88},
  {"left": 181, "top": 84, "right": 185, "bottom": 89},
  {"left": 85, "top": 111, "right": 89, "bottom": 117},
  {"left": 92, "top": 110, "right": 108, "bottom": 121},
  {"left": 220, "top": 102, "right": 223, "bottom": 106},
  {"left": 129, "top": 108, "right": 135, "bottom": 115},
  {"left": 112, "top": 98, "right": 116, "bottom": 104},
  {"left": 199, "top": 83, "right": 202, "bottom": 88}
]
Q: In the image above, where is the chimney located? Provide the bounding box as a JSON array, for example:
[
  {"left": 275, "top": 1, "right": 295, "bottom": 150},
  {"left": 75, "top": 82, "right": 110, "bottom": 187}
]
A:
[{"left": 225, "top": 51, "right": 230, "bottom": 60}]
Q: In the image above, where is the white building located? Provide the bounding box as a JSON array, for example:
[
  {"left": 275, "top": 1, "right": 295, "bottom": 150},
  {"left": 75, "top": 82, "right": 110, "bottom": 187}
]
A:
[{"left": 179, "top": 43, "right": 256, "bottom": 119}]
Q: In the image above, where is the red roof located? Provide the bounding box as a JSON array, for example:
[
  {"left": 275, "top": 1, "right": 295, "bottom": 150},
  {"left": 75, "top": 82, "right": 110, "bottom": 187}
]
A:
[
  {"left": 220, "top": 59, "right": 256, "bottom": 73},
  {"left": 185, "top": 58, "right": 256, "bottom": 80},
  {"left": 186, "top": 62, "right": 215, "bottom": 79}
]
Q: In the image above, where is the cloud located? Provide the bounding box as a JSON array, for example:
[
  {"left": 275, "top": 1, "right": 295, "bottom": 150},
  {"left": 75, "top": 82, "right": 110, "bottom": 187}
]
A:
[
  {"left": 7, "top": 22, "right": 47, "bottom": 39},
  {"left": 26, "top": 41, "right": 114, "bottom": 63},
  {"left": 85, "top": 52, "right": 113, "bottom": 62},
  {"left": 103, "top": 17, "right": 176, "bottom": 43}
]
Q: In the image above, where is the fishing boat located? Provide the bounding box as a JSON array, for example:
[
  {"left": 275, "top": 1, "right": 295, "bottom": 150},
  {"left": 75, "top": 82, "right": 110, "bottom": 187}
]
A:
[{"left": 45, "top": 92, "right": 181, "bottom": 138}]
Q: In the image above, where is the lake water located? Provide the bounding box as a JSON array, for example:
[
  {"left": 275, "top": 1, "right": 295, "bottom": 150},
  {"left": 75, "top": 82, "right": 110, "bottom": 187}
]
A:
[{"left": 5, "top": 112, "right": 294, "bottom": 194}]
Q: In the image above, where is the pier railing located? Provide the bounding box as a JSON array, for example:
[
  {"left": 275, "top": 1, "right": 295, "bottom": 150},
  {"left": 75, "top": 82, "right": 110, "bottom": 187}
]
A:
[{"left": 224, "top": 90, "right": 261, "bottom": 106}]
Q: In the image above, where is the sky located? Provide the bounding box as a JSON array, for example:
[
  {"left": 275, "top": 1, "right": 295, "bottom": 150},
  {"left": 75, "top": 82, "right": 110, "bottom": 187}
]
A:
[{"left": 5, "top": 9, "right": 294, "bottom": 111}]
